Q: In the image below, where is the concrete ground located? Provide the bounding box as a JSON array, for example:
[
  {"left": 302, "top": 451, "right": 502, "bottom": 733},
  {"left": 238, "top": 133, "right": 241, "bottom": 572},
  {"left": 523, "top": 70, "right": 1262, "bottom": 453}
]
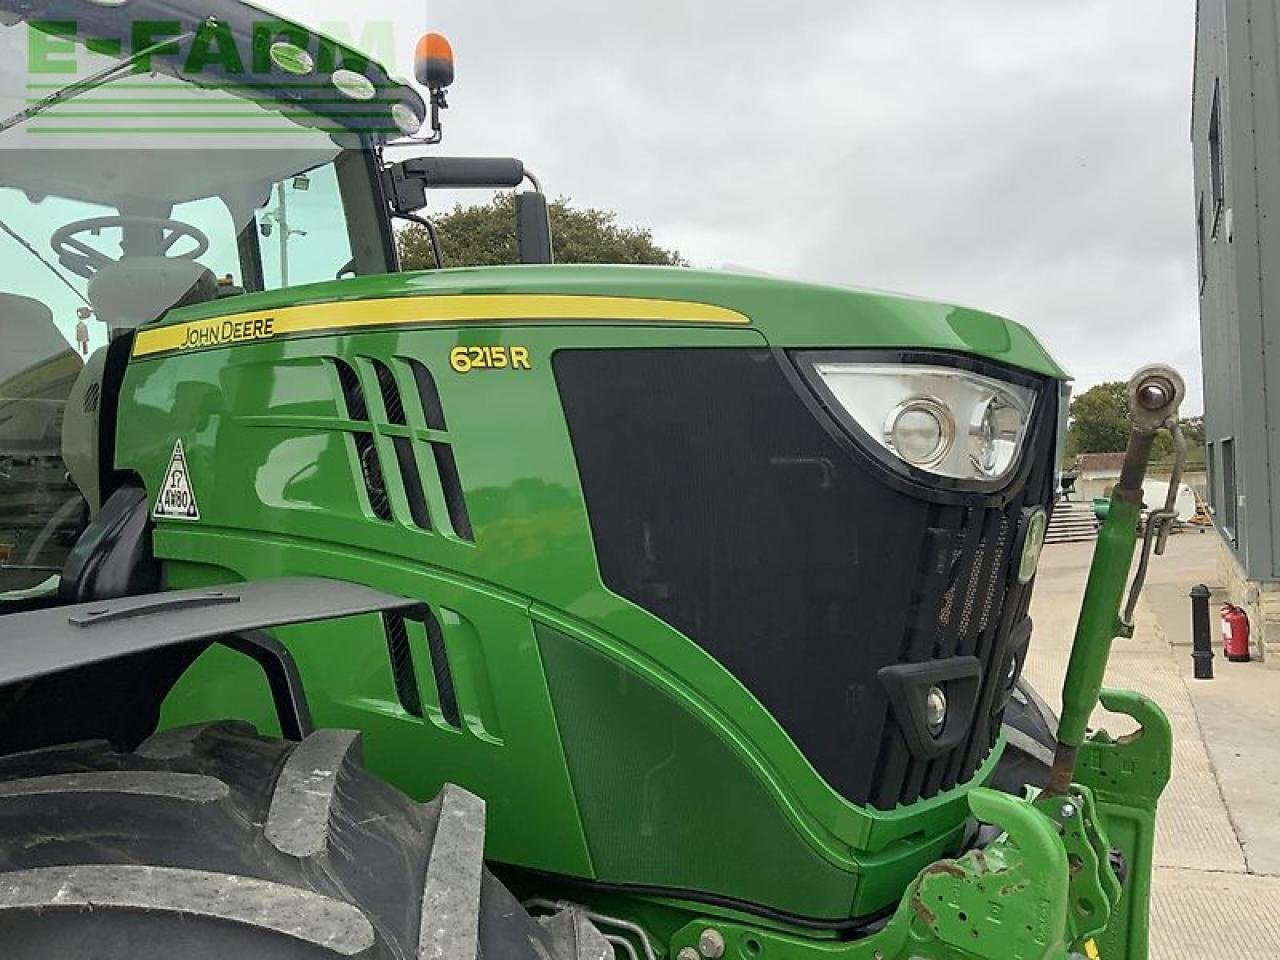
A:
[{"left": 1025, "top": 531, "right": 1280, "bottom": 958}]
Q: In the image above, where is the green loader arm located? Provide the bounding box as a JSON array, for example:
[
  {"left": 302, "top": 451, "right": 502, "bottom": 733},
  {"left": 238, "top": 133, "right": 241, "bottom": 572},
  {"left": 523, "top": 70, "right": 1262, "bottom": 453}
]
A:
[{"left": 668, "top": 367, "right": 1181, "bottom": 960}]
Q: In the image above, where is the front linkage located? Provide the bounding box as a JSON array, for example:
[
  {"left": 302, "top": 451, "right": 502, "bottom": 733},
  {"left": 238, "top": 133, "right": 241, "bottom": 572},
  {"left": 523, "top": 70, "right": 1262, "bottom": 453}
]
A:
[{"left": 666, "top": 367, "right": 1181, "bottom": 960}]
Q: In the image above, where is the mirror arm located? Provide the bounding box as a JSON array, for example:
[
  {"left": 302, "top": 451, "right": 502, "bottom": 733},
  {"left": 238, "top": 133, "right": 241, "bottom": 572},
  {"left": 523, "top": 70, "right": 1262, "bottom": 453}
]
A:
[{"left": 393, "top": 212, "right": 444, "bottom": 270}]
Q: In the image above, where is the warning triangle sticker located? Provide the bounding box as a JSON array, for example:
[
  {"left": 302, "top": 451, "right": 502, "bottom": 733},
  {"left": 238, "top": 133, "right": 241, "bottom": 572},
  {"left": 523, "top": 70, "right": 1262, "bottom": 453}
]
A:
[{"left": 153, "top": 440, "right": 201, "bottom": 521}]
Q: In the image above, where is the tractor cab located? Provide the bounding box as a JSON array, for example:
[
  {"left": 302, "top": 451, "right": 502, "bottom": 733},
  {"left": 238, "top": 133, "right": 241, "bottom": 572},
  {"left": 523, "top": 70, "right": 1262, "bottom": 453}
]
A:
[
  {"left": 0, "top": 144, "right": 395, "bottom": 591},
  {"left": 0, "top": 145, "right": 396, "bottom": 352},
  {"left": 0, "top": 3, "right": 545, "bottom": 595},
  {"left": 0, "top": 3, "right": 424, "bottom": 592}
]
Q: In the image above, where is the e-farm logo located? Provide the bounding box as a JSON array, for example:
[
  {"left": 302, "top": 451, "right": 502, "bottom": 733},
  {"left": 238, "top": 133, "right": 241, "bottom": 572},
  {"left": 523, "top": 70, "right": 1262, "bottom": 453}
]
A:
[{"left": 17, "top": 16, "right": 403, "bottom": 140}]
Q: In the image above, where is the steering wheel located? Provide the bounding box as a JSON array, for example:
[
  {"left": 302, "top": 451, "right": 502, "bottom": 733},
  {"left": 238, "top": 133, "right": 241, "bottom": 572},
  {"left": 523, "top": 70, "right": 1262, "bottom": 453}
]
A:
[{"left": 51, "top": 216, "right": 210, "bottom": 279}]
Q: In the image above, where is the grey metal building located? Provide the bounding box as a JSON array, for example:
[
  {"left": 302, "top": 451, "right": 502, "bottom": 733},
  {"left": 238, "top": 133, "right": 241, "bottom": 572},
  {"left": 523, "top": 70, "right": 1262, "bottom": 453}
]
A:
[{"left": 1194, "top": 0, "right": 1280, "bottom": 661}]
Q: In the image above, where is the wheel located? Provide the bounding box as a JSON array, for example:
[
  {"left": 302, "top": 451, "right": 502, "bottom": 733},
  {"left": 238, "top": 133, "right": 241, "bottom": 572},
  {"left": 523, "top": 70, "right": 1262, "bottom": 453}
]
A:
[
  {"left": 989, "top": 677, "right": 1057, "bottom": 795},
  {"left": 0, "top": 721, "right": 608, "bottom": 960}
]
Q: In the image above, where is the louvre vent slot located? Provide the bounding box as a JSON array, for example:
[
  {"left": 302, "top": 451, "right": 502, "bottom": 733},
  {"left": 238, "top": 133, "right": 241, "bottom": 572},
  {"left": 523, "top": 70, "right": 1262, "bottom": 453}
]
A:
[
  {"left": 393, "top": 437, "right": 432, "bottom": 530},
  {"left": 371, "top": 359, "right": 407, "bottom": 425},
  {"left": 83, "top": 382, "right": 101, "bottom": 414},
  {"left": 432, "top": 443, "right": 473, "bottom": 541},
  {"left": 423, "top": 608, "right": 461, "bottom": 728},
  {"left": 353, "top": 433, "right": 392, "bottom": 521},
  {"left": 408, "top": 359, "right": 448, "bottom": 431},
  {"left": 333, "top": 358, "right": 368, "bottom": 421},
  {"left": 384, "top": 612, "right": 423, "bottom": 717}
]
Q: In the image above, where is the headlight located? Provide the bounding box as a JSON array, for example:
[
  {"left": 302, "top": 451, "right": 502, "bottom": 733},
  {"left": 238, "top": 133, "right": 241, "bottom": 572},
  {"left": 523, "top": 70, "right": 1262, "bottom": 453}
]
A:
[
  {"left": 392, "top": 102, "right": 424, "bottom": 136},
  {"left": 804, "top": 360, "right": 1037, "bottom": 483}
]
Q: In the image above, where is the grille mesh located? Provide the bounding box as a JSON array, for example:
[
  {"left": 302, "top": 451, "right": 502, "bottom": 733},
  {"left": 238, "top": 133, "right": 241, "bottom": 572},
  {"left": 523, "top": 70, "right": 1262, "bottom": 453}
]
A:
[
  {"left": 328, "top": 355, "right": 475, "bottom": 532},
  {"left": 423, "top": 609, "right": 461, "bottom": 729},
  {"left": 372, "top": 359, "right": 407, "bottom": 425},
  {"left": 333, "top": 358, "right": 367, "bottom": 421},
  {"left": 384, "top": 612, "right": 423, "bottom": 717},
  {"left": 870, "top": 429, "right": 1056, "bottom": 809}
]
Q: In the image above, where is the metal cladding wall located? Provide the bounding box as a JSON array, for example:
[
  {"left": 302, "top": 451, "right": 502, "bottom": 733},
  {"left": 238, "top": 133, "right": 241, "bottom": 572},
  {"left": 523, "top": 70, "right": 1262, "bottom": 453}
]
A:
[{"left": 1194, "top": 0, "right": 1280, "bottom": 579}]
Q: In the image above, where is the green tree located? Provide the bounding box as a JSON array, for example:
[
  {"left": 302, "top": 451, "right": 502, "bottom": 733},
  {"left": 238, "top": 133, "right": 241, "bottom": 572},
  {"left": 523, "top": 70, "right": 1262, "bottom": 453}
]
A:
[
  {"left": 1067, "top": 381, "right": 1131, "bottom": 455},
  {"left": 1066, "top": 381, "right": 1204, "bottom": 463},
  {"left": 398, "top": 193, "right": 686, "bottom": 269}
]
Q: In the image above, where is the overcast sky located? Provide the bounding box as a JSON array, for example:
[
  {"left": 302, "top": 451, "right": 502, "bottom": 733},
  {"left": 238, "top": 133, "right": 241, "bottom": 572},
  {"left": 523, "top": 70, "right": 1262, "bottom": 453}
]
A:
[{"left": 283, "top": 1, "right": 1203, "bottom": 410}]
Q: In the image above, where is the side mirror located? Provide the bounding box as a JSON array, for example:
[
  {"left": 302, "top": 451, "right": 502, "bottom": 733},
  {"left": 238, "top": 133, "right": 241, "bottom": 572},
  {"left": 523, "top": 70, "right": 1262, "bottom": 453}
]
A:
[
  {"left": 515, "top": 193, "right": 553, "bottom": 265},
  {"left": 384, "top": 157, "right": 526, "bottom": 215},
  {"left": 383, "top": 157, "right": 553, "bottom": 266}
]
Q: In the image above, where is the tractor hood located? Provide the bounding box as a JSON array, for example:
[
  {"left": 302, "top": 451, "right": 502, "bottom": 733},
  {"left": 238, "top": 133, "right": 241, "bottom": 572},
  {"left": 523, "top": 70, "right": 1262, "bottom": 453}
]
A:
[{"left": 135, "top": 264, "right": 1069, "bottom": 380}]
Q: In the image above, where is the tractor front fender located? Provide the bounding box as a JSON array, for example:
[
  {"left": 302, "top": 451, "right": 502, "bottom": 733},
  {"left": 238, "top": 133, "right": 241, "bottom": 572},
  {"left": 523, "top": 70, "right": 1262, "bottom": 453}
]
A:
[{"left": 0, "top": 577, "right": 423, "bottom": 753}]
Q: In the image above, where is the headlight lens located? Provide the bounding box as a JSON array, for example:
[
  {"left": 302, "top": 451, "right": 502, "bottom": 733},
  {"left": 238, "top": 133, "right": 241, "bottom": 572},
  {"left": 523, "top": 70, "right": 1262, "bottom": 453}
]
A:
[
  {"left": 886, "top": 399, "right": 954, "bottom": 467},
  {"left": 391, "top": 102, "right": 424, "bottom": 136},
  {"left": 807, "top": 361, "right": 1037, "bottom": 482}
]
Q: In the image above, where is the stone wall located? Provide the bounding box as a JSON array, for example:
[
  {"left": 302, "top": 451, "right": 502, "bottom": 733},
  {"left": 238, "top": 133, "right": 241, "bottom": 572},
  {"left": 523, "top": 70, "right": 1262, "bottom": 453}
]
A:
[{"left": 1217, "top": 536, "right": 1280, "bottom": 665}]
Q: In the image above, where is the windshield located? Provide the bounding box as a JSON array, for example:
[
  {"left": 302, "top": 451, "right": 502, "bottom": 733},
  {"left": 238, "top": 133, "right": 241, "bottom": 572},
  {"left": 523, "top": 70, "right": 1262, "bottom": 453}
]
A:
[{"left": 0, "top": 17, "right": 397, "bottom": 595}]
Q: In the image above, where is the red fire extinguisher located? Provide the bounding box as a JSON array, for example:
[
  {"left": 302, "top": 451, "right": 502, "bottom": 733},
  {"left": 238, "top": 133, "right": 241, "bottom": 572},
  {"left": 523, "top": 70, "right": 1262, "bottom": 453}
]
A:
[{"left": 1221, "top": 604, "right": 1252, "bottom": 662}]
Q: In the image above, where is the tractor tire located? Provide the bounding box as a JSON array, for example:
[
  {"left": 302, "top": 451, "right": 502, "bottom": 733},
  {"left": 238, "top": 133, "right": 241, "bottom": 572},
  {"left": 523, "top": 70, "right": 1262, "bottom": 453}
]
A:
[
  {"left": 0, "top": 720, "right": 608, "bottom": 960},
  {"left": 990, "top": 677, "right": 1058, "bottom": 795}
]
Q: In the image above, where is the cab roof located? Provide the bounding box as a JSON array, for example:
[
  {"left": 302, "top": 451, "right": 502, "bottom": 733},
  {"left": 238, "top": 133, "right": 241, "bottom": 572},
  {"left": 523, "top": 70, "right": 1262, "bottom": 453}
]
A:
[{"left": 4, "top": 0, "right": 425, "bottom": 141}]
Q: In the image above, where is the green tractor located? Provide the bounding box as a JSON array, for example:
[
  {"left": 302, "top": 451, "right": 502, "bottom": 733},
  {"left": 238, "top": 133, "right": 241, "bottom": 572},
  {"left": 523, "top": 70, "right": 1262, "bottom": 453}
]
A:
[{"left": 0, "top": 3, "right": 1181, "bottom": 958}]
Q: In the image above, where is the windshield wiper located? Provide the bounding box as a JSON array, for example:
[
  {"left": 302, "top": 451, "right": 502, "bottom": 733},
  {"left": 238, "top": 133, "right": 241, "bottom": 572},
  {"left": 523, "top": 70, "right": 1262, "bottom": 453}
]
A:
[{"left": 0, "top": 26, "right": 199, "bottom": 136}]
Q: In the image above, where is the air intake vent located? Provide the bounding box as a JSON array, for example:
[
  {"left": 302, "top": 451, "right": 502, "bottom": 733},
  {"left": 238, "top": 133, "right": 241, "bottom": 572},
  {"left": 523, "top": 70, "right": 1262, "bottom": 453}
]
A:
[
  {"left": 408, "top": 358, "right": 448, "bottom": 431},
  {"left": 432, "top": 443, "right": 473, "bottom": 542},
  {"left": 332, "top": 358, "right": 391, "bottom": 523},
  {"left": 383, "top": 606, "right": 462, "bottom": 729},
  {"left": 328, "top": 355, "right": 472, "bottom": 538},
  {"left": 424, "top": 607, "right": 461, "bottom": 729},
  {"left": 333, "top": 358, "right": 368, "bottom": 421},
  {"left": 384, "top": 611, "right": 423, "bottom": 717},
  {"left": 393, "top": 437, "right": 432, "bottom": 530},
  {"left": 355, "top": 434, "right": 392, "bottom": 521},
  {"left": 371, "top": 359, "right": 406, "bottom": 425},
  {"left": 83, "top": 382, "right": 101, "bottom": 414}
]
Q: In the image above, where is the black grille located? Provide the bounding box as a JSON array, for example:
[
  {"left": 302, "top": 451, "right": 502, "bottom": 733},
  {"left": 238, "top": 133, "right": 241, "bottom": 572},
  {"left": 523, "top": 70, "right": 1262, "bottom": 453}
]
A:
[
  {"left": 384, "top": 612, "right": 423, "bottom": 717},
  {"left": 372, "top": 359, "right": 407, "bottom": 425},
  {"left": 393, "top": 437, "right": 432, "bottom": 530},
  {"left": 868, "top": 481, "right": 1051, "bottom": 808},
  {"left": 408, "top": 358, "right": 449, "bottom": 431},
  {"left": 423, "top": 607, "right": 461, "bottom": 728},
  {"left": 556, "top": 347, "right": 1057, "bottom": 810},
  {"left": 333, "top": 358, "right": 368, "bottom": 421},
  {"left": 354, "top": 433, "right": 393, "bottom": 521},
  {"left": 432, "top": 442, "right": 473, "bottom": 541}
]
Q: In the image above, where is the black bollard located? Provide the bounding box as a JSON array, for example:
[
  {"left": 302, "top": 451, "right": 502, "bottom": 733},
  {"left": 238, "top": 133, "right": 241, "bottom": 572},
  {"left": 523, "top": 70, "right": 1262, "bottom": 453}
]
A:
[{"left": 1190, "top": 583, "right": 1214, "bottom": 680}]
